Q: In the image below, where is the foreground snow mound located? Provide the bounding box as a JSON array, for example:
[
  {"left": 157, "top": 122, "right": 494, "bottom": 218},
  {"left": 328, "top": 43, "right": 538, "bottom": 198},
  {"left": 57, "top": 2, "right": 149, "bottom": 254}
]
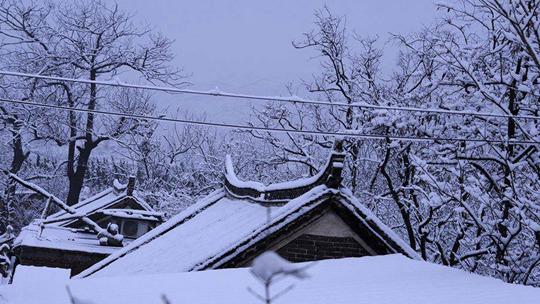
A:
[{"left": 1, "top": 255, "right": 539, "bottom": 304}]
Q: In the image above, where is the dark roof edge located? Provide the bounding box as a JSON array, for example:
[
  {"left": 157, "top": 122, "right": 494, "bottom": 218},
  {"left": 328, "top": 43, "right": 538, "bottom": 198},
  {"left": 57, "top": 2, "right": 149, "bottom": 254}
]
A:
[
  {"left": 338, "top": 190, "right": 422, "bottom": 260},
  {"left": 224, "top": 140, "right": 345, "bottom": 202}
]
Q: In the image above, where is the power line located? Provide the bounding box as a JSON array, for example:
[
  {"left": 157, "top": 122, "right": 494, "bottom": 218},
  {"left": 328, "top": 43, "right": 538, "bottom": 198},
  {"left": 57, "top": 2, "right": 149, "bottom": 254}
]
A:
[
  {"left": 1, "top": 70, "right": 539, "bottom": 121},
  {"left": 1, "top": 97, "right": 538, "bottom": 146}
]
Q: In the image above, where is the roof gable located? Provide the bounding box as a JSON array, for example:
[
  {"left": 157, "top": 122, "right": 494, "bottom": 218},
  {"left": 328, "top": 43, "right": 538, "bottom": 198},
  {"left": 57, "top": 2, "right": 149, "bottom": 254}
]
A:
[
  {"left": 46, "top": 178, "right": 157, "bottom": 226},
  {"left": 207, "top": 190, "right": 419, "bottom": 270}
]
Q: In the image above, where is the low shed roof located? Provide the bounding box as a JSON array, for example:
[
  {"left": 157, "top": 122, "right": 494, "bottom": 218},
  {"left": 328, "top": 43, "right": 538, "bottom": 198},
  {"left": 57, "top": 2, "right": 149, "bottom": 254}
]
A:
[{"left": 14, "top": 223, "right": 120, "bottom": 256}]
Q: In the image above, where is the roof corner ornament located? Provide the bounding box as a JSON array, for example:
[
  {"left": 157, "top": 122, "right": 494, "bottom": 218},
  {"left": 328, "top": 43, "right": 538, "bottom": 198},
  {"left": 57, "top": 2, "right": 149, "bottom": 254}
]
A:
[
  {"left": 333, "top": 138, "right": 344, "bottom": 153},
  {"left": 112, "top": 179, "right": 124, "bottom": 195},
  {"left": 127, "top": 176, "right": 136, "bottom": 196},
  {"left": 325, "top": 139, "right": 346, "bottom": 189}
]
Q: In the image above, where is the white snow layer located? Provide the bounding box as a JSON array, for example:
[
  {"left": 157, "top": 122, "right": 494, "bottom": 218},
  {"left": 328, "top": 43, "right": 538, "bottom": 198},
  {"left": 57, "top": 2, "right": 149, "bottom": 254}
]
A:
[
  {"left": 78, "top": 185, "right": 419, "bottom": 278},
  {"left": 83, "top": 192, "right": 284, "bottom": 277},
  {"left": 78, "top": 187, "right": 338, "bottom": 278},
  {"left": 1, "top": 255, "right": 539, "bottom": 304},
  {"left": 11, "top": 265, "right": 69, "bottom": 286},
  {"left": 14, "top": 223, "right": 120, "bottom": 255}
]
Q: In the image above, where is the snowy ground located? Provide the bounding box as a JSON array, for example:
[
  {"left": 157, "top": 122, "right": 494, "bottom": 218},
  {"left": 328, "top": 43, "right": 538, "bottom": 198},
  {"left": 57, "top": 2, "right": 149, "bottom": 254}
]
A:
[{"left": 1, "top": 254, "right": 539, "bottom": 304}]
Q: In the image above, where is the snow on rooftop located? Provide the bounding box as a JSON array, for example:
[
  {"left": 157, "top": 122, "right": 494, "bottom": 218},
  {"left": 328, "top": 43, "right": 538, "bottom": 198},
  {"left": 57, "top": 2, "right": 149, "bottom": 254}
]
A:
[
  {"left": 48, "top": 188, "right": 116, "bottom": 219},
  {"left": 78, "top": 187, "right": 337, "bottom": 277},
  {"left": 79, "top": 184, "right": 418, "bottom": 278},
  {"left": 14, "top": 222, "right": 122, "bottom": 255},
  {"left": 83, "top": 189, "right": 284, "bottom": 277},
  {"left": 47, "top": 185, "right": 152, "bottom": 222},
  {"left": 1, "top": 255, "right": 539, "bottom": 304}
]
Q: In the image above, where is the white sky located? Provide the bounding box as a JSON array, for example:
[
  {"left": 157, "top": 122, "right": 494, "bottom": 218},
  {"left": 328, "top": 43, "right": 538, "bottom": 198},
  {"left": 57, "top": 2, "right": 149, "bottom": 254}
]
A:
[{"left": 113, "top": 0, "right": 438, "bottom": 122}]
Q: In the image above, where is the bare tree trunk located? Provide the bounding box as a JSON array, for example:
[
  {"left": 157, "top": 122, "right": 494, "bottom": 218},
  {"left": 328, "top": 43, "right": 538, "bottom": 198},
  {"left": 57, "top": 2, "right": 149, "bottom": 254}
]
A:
[
  {"left": 66, "top": 70, "right": 97, "bottom": 205},
  {"left": 0, "top": 120, "right": 29, "bottom": 231},
  {"left": 380, "top": 139, "right": 417, "bottom": 251},
  {"left": 349, "top": 141, "right": 359, "bottom": 193}
]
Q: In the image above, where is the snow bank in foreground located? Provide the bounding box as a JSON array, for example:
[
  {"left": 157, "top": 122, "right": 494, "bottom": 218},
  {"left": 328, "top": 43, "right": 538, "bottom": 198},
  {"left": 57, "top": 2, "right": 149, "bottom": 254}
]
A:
[
  {"left": 11, "top": 265, "right": 70, "bottom": 286},
  {"left": 1, "top": 254, "right": 539, "bottom": 304}
]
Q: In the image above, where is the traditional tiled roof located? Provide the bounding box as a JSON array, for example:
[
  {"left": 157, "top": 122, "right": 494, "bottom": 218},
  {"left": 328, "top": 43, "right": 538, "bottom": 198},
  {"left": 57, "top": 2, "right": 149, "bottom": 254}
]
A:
[
  {"left": 77, "top": 141, "right": 420, "bottom": 278},
  {"left": 14, "top": 178, "right": 163, "bottom": 258},
  {"left": 46, "top": 178, "right": 161, "bottom": 226},
  {"left": 223, "top": 141, "right": 346, "bottom": 202},
  {"left": 14, "top": 223, "right": 119, "bottom": 256}
]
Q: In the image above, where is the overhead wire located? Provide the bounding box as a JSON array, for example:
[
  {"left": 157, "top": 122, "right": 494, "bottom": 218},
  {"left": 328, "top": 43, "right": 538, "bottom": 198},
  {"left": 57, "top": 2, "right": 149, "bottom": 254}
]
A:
[
  {"left": 1, "top": 70, "right": 539, "bottom": 121},
  {"left": 1, "top": 97, "right": 538, "bottom": 146}
]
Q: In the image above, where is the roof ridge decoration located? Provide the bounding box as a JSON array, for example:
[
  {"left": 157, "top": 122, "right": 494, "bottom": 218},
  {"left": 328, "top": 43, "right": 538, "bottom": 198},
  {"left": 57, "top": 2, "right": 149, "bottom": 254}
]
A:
[
  {"left": 112, "top": 176, "right": 136, "bottom": 196},
  {"left": 224, "top": 140, "right": 345, "bottom": 202},
  {"left": 112, "top": 179, "right": 128, "bottom": 195}
]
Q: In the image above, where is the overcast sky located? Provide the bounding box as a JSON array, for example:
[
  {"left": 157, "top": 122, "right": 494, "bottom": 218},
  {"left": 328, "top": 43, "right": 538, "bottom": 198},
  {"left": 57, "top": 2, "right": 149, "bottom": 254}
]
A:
[{"left": 114, "top": 0, "right": 438, "bottom": 122}]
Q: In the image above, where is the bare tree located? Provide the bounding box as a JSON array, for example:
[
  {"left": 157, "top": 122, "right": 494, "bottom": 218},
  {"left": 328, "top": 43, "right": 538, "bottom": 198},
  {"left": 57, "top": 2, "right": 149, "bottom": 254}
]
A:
[
  {"left": 385, "top": 0, "right": 540, "bottom": 285},
  {"left": 250, "top": 8, "right": 383, "bottom": 191},
  {"left": 0, "top": 0, "right": 186, "bottom": 204}
]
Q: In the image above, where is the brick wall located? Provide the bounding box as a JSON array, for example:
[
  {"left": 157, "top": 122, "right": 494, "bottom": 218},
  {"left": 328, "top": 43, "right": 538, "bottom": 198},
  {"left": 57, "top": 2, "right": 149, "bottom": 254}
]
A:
[{"left": 276, "top": 233, "right": 370, "bottom": 262}]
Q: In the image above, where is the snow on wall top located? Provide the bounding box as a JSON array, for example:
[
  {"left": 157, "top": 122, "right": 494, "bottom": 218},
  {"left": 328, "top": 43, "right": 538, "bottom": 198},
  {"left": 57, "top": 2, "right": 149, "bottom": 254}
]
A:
[
  {"left": 3, "top": 255, "right": 540, "bottom": 304},
  {"left": 78, "top": 183, "right": 417, "bottom": 278}
]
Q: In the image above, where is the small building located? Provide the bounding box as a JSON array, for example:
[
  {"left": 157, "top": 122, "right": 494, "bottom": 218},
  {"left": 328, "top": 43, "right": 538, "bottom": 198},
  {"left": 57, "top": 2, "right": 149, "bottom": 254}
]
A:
[
  {"left": 13, "top": 178, "right": 164, "bottom": 276},
  {"left": 78, "top": 141, "right": 419, "bottom": 278}
]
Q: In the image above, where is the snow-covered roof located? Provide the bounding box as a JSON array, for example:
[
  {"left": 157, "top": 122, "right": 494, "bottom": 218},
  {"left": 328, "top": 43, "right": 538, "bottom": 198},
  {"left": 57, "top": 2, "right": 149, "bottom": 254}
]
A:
[
  {"left": 77, "top": 141, "right": 418, "bottom": 278},
  {"left": 14, "top": 222, "right": 122, "bottom": 255},
  {"left": 2, "top": 255, "right": 539, "bottom": 304},
  {"left": 78, "top": 182, "right": 419, "bottom": 278},
  {"left": 13, "top": 179, "right": 164, "bottom": 263},
  {"left": 224, "top": 140, "right": 346, "bottom": 202},
  {"left": 47, "top": 179, "right": 158, "bottom": 224},
  {"left": 99, "top": 209, "right": 163, "bottom": 222}
]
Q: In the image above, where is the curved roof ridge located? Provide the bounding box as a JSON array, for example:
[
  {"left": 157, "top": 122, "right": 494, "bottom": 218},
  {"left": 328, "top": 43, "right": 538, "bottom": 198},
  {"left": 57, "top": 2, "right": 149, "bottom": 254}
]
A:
[{"left": 224, "top": 140, "right": 345, "bottom": 202}]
